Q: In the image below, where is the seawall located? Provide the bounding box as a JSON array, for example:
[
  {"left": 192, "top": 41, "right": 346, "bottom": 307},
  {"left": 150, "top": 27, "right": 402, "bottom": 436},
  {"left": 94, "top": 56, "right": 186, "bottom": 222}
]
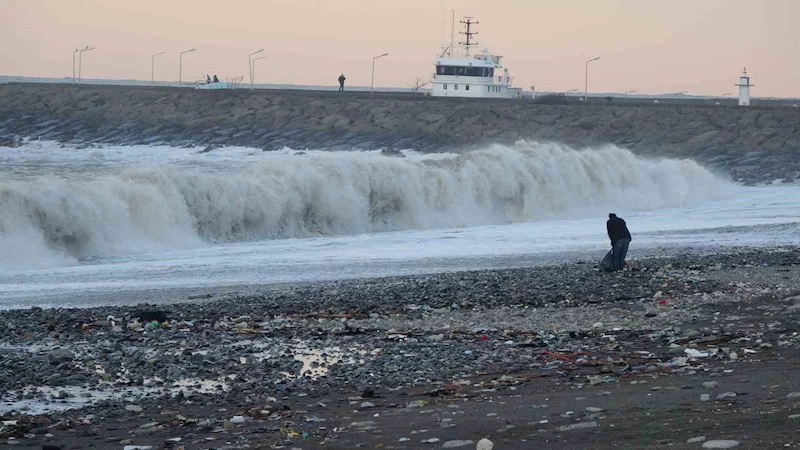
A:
[{"left": 1, "top": 83, "right": 799, "bottom": 183}]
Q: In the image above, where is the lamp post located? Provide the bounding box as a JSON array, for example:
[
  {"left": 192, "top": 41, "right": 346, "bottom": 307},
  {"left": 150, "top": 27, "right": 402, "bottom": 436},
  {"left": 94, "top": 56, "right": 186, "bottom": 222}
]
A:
[
  {"left": 151, "top": 52, "right": 165, "bottom": 87},
  {"left": 674, "top": 91, "right": 688, "bottom": 107},
  {"left": 584, "top": 56, "right": 600, "bottom": 103},
  {"left": 251, "top": 56, "right": 266, "bottom": 88},
  {"left": 72, "top": 46, "right": 88, "bottom": 84},
  {"left": 77, "top": 47, "right": 95, "bottom": 85},
  {"left": 249, "top": 49, "right": 264, "bottom": 90},
  {"left": 721, "top": 92, "right": 732, "bottom": 106},
  {"left": 371, "top": 52, "right": 389, "bottom": 94},
  {"left": 179, "top": 48, "right": 195, "bottom": 88}
]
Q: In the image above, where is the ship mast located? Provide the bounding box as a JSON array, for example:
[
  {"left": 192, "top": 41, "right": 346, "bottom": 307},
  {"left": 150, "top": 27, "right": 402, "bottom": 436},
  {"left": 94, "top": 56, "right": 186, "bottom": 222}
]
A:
[
  {"left": 450, "top": 10, "right": 455, "bottom": 57},
  {"left": 458, "top": 17, "right": 479, "bottom": 57}
]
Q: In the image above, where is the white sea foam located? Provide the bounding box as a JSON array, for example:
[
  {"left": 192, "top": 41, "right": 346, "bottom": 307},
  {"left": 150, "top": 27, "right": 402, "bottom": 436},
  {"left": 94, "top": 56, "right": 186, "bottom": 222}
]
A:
[{"left": 0, "top": 141, "right": 730, "bottom": 269}]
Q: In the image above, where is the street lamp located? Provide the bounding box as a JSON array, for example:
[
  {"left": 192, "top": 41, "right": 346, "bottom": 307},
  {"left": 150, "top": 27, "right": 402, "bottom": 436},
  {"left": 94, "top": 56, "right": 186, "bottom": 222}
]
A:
[
  {"left": 252, "top": 56, "right": 266, "bottom": 88},
  {"left": 721, "top": 92, "right": 732, "bottom": 106},
  {"left": 371, "top": 53, "right": 389, "bottom": 94},
  {"left": 674, "top": 91, "right": 688, "bottom": 106},
  {"left": 249, "top": 49, "right": 264, "bottom": 90},
  {"left": 151, "top": 52, "right": 165, "bottom": 87},
  {"left": 179, "top": 48, "right": 196, "bottom": 88},
  {"left": 584, "top": 56, "right": 600, "bottom": 103},
  {"left": 78, "top": 47, "right": 95, "bottom": 85},
  {"left": 72, "top": 46, "right": 89, "bottom": 84}
]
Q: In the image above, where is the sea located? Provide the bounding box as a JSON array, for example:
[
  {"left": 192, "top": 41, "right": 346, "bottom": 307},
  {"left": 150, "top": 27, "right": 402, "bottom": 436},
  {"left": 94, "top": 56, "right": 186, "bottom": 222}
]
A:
[{"left": 1, "top": 140, "right": 799, "bottom": 309}]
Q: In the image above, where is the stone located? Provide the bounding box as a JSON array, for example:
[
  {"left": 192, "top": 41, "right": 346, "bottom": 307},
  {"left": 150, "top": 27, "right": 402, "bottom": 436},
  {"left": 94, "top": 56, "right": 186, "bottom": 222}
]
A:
[
  {"left": 702, "top": 440, "right": 739, "bottom": 449},
  {"left": 125, "top": 405, "right": 143, "bottom": 413},
  {"left": 476, "top": 438, "right": 495, "bottom": 450},
  {"left": 557, "top": 421, "right": 598, "bottom": 431},
  {"left": 230, "top": 415, "right": 245, "bottom": 424},
  {"left": 360, "top": 402, "right": 376, "bottom": 408},
  {"left": 407, "top": 400, "right": 428, "bottom": 408},
  {"left": 688, "top": 436, "right": 706, "bottom": 443},
  {"left": 702, "top": 381, "right": 719, "bottom": 389},
  {"left": 48, "top": 349, "right": 74, "bottom": 364},
  {"left": 716, "top": 392, "right": 737, "bottom": 400},
  {"left": 701, "top": 394, "right": 711, "bottom": 402},
  {"left": 421, "top": 438, "right": 440, "bottom": 444},
  {"left": 786, "top": 392, "right": 800, "bottom": 399},
  {"left": 586, "top": 407, "right": 603, "bottom": 413},
  {"left": 442, "top": 440, "right": 474, "bottom": 448}
]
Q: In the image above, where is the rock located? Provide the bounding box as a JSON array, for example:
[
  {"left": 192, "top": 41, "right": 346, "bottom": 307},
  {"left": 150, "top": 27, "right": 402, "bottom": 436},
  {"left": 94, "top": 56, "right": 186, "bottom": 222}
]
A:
[
  {"left": 48, "top": 348, "right": 74, "bottom": 364},
  {"left": 701, "top": 394, "right": 711, "bottom": 402},
  {"left": 702, "top": 440, "right": 739, "bottom": 449},
  {"left": 786, "top": 392, "right": 800, "bottom": 399},
  {"left": 351, "top": 421, "right": 377, "bottom": 427},
  {"left": 592, "top": 322, "right": 603, "bottom": 329},
  {"left": 421, "top": 438, "right": 440, "bottom": 444},
  {"left": 442, "top": 440, "right": 474, "bottom": 448},
  {"left": 0, "top": 137, "right": 21, "bottom": 148},
  {"left": 728, "top": 352, "right": 738, "bottom": 361},
  {"left": 688, "top": 436, "right": 707, "bottom": 443},
  {"left": 557, "top": 421, "right": 598, "bottom": 431},
  {"left": 230, "top": 415, "right": 245, "bottom": 424},
  {"left": 586, "top": 407, "right": 603, "bottom": 413},
  {"left": 407, "top": 400, "right": 428, "bottom": 408},
  {"left": 686, "top": 349, "right": 710, "bottom": 358},
  {"left": 123, "top": 446, "right": 154, "bottom": 450},
  {"left": 125, "top": 405, "right": 143, "bottom": 413},
  {"left": 134, "top": 310, "right": 169, "bottom": 323},
  {"left": 476, "top": 438, "right": 494, "bottom": 450},
  {"left": 716, "top": 392, "right": 737, "bottom": 400},
  {"left": 702, "top": 381, "right": 719, "bottom": 389},
  {"left": 360, "top": 401, "right": 376, "bottom": 408}
]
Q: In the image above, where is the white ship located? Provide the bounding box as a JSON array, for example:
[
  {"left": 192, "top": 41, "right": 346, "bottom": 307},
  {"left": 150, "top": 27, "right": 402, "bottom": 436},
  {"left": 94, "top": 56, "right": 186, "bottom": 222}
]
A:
[{"left": 431, "top": 17, "right": 524, "bottom": 99}]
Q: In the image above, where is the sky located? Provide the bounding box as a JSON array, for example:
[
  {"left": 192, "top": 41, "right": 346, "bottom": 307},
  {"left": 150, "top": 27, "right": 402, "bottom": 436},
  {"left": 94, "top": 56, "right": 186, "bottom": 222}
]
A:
[{"left": 1, "top": 0, "right": 798, "bottom": 97}]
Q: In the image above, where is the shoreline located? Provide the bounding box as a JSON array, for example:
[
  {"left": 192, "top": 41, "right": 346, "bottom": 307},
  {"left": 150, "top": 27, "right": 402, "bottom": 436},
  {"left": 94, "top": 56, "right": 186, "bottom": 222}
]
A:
[
  {"left": 2, "top": 246, "right": 800, "bottom": 448},
  {"left": 2, "top": 244, "right": 795, "bottom": 311}
]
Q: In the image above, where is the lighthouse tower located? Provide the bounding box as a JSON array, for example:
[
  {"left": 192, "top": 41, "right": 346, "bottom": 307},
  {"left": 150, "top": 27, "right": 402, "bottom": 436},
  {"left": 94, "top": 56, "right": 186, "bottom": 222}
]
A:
[{"left": 735, "top": 67, "right": 754, "bottom": 106}]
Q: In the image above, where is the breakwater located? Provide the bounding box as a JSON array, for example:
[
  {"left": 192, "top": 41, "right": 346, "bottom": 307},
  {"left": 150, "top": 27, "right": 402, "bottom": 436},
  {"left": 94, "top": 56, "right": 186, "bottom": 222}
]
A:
[{"left": 1, "top": 83, "right": 798, "bottom": 183}]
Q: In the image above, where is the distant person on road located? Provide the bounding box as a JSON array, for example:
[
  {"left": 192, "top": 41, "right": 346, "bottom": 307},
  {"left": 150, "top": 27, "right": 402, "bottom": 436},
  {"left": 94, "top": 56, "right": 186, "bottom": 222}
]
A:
[
  {"left": 206, "top": 74, "right": 211, "bottom": 83},
  {"left": 338, "top": 73, "right": 346, "bottom": 92},
  {"left": 213, "top": 75, "right": 219, "bottom": 83},
  {"left": 606, "top": 213, "right": 631, "bottom": 271}
]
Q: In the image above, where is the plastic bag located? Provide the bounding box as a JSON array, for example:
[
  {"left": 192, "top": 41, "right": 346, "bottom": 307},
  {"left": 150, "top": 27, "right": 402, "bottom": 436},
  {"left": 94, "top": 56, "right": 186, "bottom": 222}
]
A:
[{"left": 600, "top": 249, "right": 614, "bottom": 272}]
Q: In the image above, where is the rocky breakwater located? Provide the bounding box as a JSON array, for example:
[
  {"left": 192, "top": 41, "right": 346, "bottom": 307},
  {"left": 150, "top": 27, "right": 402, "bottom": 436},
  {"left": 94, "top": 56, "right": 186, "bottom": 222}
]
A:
[{"left": 1, "top": 83, "right": 799, "bottom": 183}]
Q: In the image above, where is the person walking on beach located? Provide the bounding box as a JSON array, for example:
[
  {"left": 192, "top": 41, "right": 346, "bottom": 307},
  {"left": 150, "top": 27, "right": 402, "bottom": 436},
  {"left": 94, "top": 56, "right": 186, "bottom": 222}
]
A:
[
  {"left": 338, "top": 73, "right": 346, "bottom": 92},
  {"left": 606, "top": 213, "right": 631, "bottom": 271}
]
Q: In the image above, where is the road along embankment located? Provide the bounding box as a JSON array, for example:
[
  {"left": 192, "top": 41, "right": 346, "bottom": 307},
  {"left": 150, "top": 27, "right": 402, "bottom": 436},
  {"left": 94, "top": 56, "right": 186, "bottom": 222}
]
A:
[{"left": 1, "top": 83, "right": 798, "bottom": 183}]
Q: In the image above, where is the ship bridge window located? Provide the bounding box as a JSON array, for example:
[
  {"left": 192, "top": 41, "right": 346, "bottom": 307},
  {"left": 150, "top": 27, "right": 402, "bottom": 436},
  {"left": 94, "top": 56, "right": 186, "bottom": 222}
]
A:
[{"left": 437, "top": 65, "right": 494, "bottom": 77}]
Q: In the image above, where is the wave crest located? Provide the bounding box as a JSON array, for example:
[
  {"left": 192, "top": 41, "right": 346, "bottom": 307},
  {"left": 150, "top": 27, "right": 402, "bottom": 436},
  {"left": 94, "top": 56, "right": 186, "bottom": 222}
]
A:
[{"left": 0, "top": 141, "right": 729, "bottom": 268}]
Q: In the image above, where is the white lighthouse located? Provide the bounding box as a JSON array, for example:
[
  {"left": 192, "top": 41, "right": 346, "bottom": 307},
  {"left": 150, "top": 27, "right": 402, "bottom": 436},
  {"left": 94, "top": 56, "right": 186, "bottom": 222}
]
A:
[{"left": 735, "top": 67, "right": 754, "bottom": 106}]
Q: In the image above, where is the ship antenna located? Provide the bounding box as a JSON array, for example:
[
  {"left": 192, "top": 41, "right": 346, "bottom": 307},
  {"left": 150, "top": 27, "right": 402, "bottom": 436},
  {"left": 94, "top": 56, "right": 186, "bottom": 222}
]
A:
[
  {"left": 458, "top": 17, "right": 479, "bottom": 57},
  {"left": 450, "top": 10, "right": 455, "bottom": 57}
]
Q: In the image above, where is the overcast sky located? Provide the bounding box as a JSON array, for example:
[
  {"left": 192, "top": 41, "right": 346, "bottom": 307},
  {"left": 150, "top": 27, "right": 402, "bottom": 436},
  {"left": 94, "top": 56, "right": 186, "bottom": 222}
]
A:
[{"left": 1, "top": 0, "right": 797, "bottom": 97}]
